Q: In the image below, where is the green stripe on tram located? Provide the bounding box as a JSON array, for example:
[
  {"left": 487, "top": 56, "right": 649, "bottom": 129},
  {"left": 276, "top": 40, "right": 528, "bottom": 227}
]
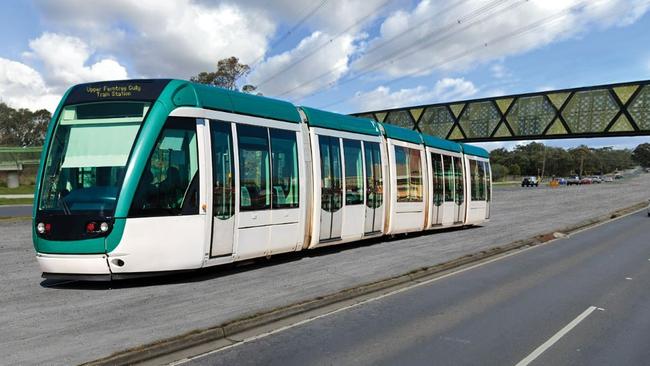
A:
[
  {"left": 460, "top": 143, "right": 490, "bottom": 158},
  {"left": 301, "top": 107, "right": 381, "bottom": 136},
  {"left": 380, "top": 123, "right": 423, "bottom": 145}
]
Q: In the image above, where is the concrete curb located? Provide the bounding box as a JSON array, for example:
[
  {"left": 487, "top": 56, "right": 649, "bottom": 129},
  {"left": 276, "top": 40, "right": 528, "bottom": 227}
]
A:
[{"left": 82, "top": 201, "right": 649, "bottom": 366}]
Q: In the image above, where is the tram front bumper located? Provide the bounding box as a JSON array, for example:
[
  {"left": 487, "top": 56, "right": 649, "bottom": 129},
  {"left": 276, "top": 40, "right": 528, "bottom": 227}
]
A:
[{"left": 37, "top": 253, "right": 111, "bottom": 280}]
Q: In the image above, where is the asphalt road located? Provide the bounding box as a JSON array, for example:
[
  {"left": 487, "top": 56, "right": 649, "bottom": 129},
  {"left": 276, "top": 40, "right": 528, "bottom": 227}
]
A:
[
  {"left": 0, "top": 204, "right": 32, "bottom": 217},
  {"left": 1, "top": 175, "right": 649, "bottom": 365},
  {"left": 188, "top": 210, "right": 650, "bottom": 366}
]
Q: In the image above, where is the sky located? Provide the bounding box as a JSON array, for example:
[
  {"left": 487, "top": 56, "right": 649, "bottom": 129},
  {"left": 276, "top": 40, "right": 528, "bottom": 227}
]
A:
[{"left": 1, "top": 0, "right": 649, "bottom": 151}]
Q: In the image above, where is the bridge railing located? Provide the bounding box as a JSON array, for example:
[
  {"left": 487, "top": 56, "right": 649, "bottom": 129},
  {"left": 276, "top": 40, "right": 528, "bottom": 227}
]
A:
[{"left": 0, "top": 147, "right": 42, "bottom": 170}]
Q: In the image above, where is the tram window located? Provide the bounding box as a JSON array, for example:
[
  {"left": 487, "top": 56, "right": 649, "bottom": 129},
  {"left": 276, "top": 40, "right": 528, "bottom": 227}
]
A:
[
  {"left": 270, "top": 129, "right": 299, "bottom": 209},
  {"left": 210, "top": 121, "right": 235, "bottom": 219},
  {"left": 129, "top": 117, "right": 199, "bottom": 217},
  {"left": 364, "top": 142, "right": 383, "bottom": 209},
  {"left": 395, "top": 146, "right": 422, "bottom": 203},
  {"left": 478, "top": 160, "right": 486, "bottom": 200},
  {"left": 343, "top": 139, "right": 363, "bottom": 205},
  {"left": 320, "top": 136, "right": 343, "bottom": 213},
  {"left": 409, "top": 149, "right": 422, "bottom": 202},
  {"left": 237, "top": 124, "right": 270, "bottom": 211},
  {"left": 395, "top": 146, "right": 409, "bottom": 202},
  {"left": 453, "top": 157, "right": 464, "bottom": 204},
  {"left": 431, "top": 153, "right": 444, "bottom": 206},
  {"left": 469, "top": 159, "right": 480, "bottom": 201},
  {"left": 442, "top": 155, "right": 454, "bottom": 202}
]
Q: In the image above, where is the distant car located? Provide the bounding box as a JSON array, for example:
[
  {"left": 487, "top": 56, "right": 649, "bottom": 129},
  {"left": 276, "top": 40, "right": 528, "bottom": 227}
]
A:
[
  {"left": 590, "top": 176, "right": 602, "bottom": 184},
  {"left": 521, "top": 176, "right": 539, "bottom": 187},
  {"left": 603, "top": 176, "right": 614, "bottom": 183},
  {"left": 580, "top": 177, "right": 593, "bottom": 185},
  {"left": 567, "top": 176, "right": 581, "bottom": 186},
  {"left": 614, "top": 174, "right": 624, "bottom": 180},
  {"left": 556, "top": 178, "right": 567, "bottom": 185}
]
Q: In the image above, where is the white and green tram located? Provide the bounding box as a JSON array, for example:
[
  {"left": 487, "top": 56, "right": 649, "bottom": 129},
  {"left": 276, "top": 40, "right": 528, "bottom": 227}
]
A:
[{"left": 33, "top": 79, "right": 491, "bottom": 280}]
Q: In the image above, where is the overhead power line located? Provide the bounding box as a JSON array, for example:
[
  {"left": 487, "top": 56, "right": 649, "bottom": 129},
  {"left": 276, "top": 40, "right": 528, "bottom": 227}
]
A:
[
  {"left": 274, "top": 0, "right": 476, "bottom": 98},
  {"left": 250, "top": 0, "right": 330, "bottom": 68},
  {"left": 253, "top": 0, "right": 395, "bottom": 89},
  {"left": 287, "top": 0, "right": 528, "bottom": 101},
  {"left": 318, "top": 0, "right": 603, "bottom": 110}
]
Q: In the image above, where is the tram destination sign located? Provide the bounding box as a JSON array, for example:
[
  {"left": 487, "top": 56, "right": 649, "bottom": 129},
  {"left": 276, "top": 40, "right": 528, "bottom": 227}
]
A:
[{"left": 64, "top": 79, "right": 171, "bottom": 105}]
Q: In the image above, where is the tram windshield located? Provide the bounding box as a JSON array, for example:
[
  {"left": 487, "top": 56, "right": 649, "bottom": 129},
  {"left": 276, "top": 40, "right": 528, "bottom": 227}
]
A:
[{"left": 38, "top": 102, "right": 150, "bottom": 215}]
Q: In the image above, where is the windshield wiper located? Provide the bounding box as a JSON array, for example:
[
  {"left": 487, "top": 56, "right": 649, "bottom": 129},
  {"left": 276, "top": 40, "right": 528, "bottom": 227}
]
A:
[{"left": 58, "top": 196, "right": 72, "bottom": 215}]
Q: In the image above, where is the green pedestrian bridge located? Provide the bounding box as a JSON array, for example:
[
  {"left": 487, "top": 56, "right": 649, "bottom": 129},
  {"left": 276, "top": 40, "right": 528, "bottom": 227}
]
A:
[{"left": 353, "top": 80, "right": 650, "bottom": 142}]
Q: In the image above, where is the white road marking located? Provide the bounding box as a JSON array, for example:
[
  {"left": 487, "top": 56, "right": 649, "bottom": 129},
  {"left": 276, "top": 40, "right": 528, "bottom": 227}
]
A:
[
  {"left": 170, "top": 207, "right": 646, "bottom": 365},
  {"left": 171, "top": 247, "right": 544, "bottom": 365},
  {"left": 515, "top": 306, "right": 602, "bottom": 366},
  {"left": 625, "top": 277, "right": 633, "bottom": 280}
]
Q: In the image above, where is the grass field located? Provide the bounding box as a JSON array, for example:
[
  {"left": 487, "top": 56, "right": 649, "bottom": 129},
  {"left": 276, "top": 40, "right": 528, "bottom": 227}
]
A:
[
  {"left": 0, "top": 185, "right": 35, "bottom": 195},
  {"left": 0, "top": 198, "right": 33, "bottom": 205}
]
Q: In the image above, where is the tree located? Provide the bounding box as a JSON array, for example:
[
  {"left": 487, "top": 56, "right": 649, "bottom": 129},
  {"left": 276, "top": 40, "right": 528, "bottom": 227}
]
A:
[
  {"left": 490, "top": 163, "right": 509, "bottom": 181},
  {"left": 632, "top": 143, "right": 650, "bottom": 168},
  {"left": 0, "top": 102, "right": 51, "bottom": 147},
  {"left": 190, "top": 56, "right": 259, "bottom": 94}
]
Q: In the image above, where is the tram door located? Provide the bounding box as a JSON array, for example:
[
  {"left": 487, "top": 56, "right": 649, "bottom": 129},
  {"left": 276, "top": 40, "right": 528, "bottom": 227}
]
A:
[
  {"left": 440, "top": 154, "right": 455, "bottom": 224},
  {"left": 485, "top": 162, "right": 492, "bottom": 219},
  {"left": 319, "top": 136, "right": 343, "bottom": 241},
  {"left": 430, "top": 153, "right": 444, "bottom": 226},
  {"left": 453, "top": 156, "right": 466, "bottom": 224},
  {"left": 364, "top": 142, "right": 383, "bottom": 234},
  {"left": 209, "top": 121, "right": 235, "bottom": 257}
]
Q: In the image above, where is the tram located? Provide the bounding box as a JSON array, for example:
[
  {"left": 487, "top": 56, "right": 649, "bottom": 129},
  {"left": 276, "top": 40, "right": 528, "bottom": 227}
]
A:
[{"left": 33, "top": 79, "right": 491, "bottom": 280}]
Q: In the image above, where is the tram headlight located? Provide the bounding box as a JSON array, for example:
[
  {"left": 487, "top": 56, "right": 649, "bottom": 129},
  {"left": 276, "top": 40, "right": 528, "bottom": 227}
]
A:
[
  {"left": 100, "top": 222, "right": 109, "bottom": 233},
  {"left": 36, "top": 222, "right": 51, "bottom": 235}
]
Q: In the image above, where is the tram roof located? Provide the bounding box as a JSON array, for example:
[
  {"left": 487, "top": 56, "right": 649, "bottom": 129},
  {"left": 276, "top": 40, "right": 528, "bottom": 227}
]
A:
[
  {"left": 187, "top": 82, "right": 302, "bottom": 123},
  {"left": 300, "top": 107, "right": 381, "bottom": 136},
  {"left": 420, "top": 134, "right": 462, "bottom": 153},
  {"left": 460, "top": 143, "right": 490, "bottom": 158},
  {"left": 380, "top": 123, "right": 423, "bottom": 145},
  {"left": 62, "top": 79, "right": 304, "bottom": 124}
]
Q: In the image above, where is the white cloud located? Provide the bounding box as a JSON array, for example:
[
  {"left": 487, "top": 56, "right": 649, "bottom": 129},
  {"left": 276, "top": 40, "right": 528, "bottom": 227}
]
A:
[
  {"left": 354, "top": 77, "right": 478, "bottom": 111},
  {"left": 490, "top": 63, "right": 510, "bottom": 79},
  {"left": 34, "top": 0, "right": 396, "bottom": 94},
  {"left": 249, "top": 31, "right": 357, "bottom": 99},
  {"left": 26, "top": 33, "right": 128, "bottom": 91},
  {"left": 237, "top": 0, "right": 393, "bottom": 34},
  {"left": 352, "top": 0, "right": 650, "bottom": 78},
  {"left": 0, "top": 58, "right": 60, "bottom": 112},
  {"left": 37, "top": 0, "right": 276, "bottom": 78}
]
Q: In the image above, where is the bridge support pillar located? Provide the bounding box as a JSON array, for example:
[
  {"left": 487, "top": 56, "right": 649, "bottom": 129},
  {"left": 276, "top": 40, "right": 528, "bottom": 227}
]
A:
[{"left": 7, "top": 171, "right": 20, "bottom": 188}]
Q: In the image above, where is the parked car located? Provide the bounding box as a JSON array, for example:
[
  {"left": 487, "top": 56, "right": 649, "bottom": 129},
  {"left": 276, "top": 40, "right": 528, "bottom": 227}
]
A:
[
  {"left": 522, "top": 176, "right": 539, "bottom": 187},
  {"left": 567, "top": 176, "right": 581, "bottom": 186},
  {"left": 603, "top": 176, "right": 614, "bottom": 183},
  {"left": 557, "top": 178, "right": 567, "bottom": 185},
  {"left": 590, "top": 176, "right": 602, "bottom": 184},
  {"left": 580, "top": 177, "right": 593, "bottom": 185}
]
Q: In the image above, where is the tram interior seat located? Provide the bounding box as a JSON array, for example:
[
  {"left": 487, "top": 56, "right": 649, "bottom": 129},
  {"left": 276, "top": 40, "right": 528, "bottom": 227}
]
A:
[
  {"left": 273, "top": 186, "right": 285, "bottom": 206},
  {"left": 240, "top": 186, "right": 251, "bottom": 208}
]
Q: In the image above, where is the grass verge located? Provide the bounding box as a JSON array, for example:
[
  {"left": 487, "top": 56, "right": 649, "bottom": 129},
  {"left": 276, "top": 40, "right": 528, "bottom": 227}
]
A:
[
  {"left": 0, "top": 198, "right": 33, "bottom": 205},
  {"left": 0, "top": 185, "right": 35, "bottom": 195}
]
